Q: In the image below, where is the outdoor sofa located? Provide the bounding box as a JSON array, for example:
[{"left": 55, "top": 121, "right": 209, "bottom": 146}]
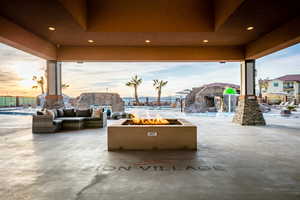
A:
[{"left": 32, "top": 108, "right": 107, "bottom": 133}]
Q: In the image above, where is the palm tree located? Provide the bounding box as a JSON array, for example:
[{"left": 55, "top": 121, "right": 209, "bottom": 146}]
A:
[
  {"left": 153, "top": 80, "right": 168, "bottom": 106},
  {"left": 126, "top": 75, "right": 142, "bottom": 105},
  {"left": 62, "top": 83, "right": 70, "bottom": 90},
  {"left": 258, "top": 78, "right": 269, "bottom": 97},
  {"left": 32, "top": 75, "right": 45, "bottom": 94}
]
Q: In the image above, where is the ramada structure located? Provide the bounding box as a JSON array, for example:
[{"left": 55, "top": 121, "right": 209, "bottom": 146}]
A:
[{"left": 1, "top": 0, "right": 300, "bottom": 125}]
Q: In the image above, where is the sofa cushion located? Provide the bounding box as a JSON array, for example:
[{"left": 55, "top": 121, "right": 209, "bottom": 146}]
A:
[
  {"left": 53, "top": 119, "right": 63, "bottom": 126},
  {"left": 53, "top": 119, "right": 63, "bottom": 123},
  {"left": 45, "top": 109, "right": 55, "bottom": 120},
  {"left": 76, "top": 109, "right": 91, "bottom": 117},
  {"left": 56, "top": 117, "right": 85, "bottom": 121},
  {"left": 57, "top": 109, "right": 64, "bottom": 117},
  {"left": 91, "top": 108, "right": 102, "bottom": 118},
  {"left": 83, "top": 117, "right": 102, "bottom": 121},
  {"left": 50, "top": 109, "right": 58, "bottom": 118},
  {"left": 63, "top": 109, "right": 76, "bottom": 117}
]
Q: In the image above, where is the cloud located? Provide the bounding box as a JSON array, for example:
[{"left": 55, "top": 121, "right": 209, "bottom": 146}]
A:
[
  {"left": 257, "top": 50, "right": 300, "bottom": 79},
  {"left": 61, "top": 61, "right": 241, "bottom": 97},
  {"left": 1, "top": 41, "right": 300, "bottom": 97},
  {"left": 0, "top": 65, "right": 22, "bottom": 91},
  {"left": 0, "top": 43, "right": 45, "bottom": 96}
]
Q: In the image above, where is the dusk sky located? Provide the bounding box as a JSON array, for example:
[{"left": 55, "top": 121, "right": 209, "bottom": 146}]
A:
[{"left": 0, "top": 42, "right": 300, "bottom": 97}]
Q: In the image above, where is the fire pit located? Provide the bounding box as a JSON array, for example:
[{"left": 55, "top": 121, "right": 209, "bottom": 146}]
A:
[{"left": 107, "top": 116, "right": 197, "bottom": 151}]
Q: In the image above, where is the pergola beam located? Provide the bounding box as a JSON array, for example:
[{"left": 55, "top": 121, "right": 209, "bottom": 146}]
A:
[
  {"left": 57, "top": 46, "right": 244, "bottom": 62},
  {"left": 58, "top": 0, "right": 87, "bottom": 30},
  {"left": 214, "top": 0, "right": 245, "bottom": 30},
  {"left": 0, "top": 16, "right": 57, "bottom": 60},
  {"left": 246, "top": 16, "right": 300, "bottom": 59}
]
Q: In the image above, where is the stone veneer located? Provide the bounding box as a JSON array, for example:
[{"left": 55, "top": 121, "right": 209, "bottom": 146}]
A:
[{"left": 233, "top": 96, "right": 266, "bottom": 126}]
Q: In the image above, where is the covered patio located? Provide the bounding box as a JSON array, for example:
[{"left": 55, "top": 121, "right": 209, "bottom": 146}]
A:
[
  {"left": 0, "top": 0, "right": 300, "bottom": 199},
  {"left": 1, "top": 0, "right": 300, "bottom": 125},
  {"left": 1, "top": 111, "right": 300, "bottom": 199}
]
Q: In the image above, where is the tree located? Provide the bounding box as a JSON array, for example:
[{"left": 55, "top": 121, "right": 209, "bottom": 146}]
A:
[
  {"left": 153, "top": 79, "right": 168, "bottom": 106},
  {"left": 62, "top": 83, "right": 70, "bottom": 90},
  {"left": 126, "top": 75, "right": 142, "bottom": 105},
  {"left": 258, "top": 78, "right": 269, "bottom": 97},
  {"left": 32, "top": 76, "right": 45, "bottom": 94}
]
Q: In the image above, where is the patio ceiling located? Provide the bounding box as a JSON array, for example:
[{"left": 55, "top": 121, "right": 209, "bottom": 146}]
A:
[{"left": 0, "top": 0, "right": 299, "bottom": 61}]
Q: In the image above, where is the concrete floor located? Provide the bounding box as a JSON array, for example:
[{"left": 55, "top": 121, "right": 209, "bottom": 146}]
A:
[{"left": 0, "top": 113, "right": 300, "bottom": 200}]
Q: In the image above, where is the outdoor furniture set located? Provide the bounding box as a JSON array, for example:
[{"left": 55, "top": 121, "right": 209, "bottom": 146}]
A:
[{"left": 32, "top": 108, "right": 107, "bottom": 133}]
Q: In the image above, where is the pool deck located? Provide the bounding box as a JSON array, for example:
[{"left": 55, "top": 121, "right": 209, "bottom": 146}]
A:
[{"left": 0, "top": 113, "right": 300, "bottom": 200}]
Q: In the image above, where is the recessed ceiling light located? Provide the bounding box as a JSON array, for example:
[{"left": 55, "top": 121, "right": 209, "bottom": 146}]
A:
[
  {"left": 247, "top": 26, "right": 254, "bottom": 31},
  {"left": 88, "top": 40, "right": 94, "bottom": 43},
  {"left": 48, "top": 27, "right": 55, "bottom": 31},
  {"left": 145, "top": 40, "right": 151, "bottom": 43},
  {"left": 203, "top": 40, "right": 208, "bottom": 43}
]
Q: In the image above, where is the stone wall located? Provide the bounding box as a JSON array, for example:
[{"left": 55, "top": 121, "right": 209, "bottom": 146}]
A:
[
  {"left": 233, "top": 97, "right": 266, "bottom": 125},
  {"left": 76, "top": 93, "right": 124, "bottom": 112}
]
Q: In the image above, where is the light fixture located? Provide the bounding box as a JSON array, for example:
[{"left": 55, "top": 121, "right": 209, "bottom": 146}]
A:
[
  {"left": 88, "top": 39, "right": 94, "bottom": 43},
  {"left": 247, "top": 26, "right": 254, "bottom": 31},
  {"left": 48, "top": 27, "right": 55, "bottom": 31},
  {"left": 203, "top": 40, "right": 208, "bottom": 43},
  {"left": 145, "top": 40, "right": 151, "bottom": 43}
]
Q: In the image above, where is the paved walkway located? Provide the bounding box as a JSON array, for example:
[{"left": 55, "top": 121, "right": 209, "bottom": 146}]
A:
[{"left": 0, "top": 113, "right": 300, "bottom": 200}]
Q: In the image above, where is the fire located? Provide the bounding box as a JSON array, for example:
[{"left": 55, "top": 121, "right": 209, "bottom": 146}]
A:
[{"left": 131, "top": 114, "right": 169, "bottom": 125}]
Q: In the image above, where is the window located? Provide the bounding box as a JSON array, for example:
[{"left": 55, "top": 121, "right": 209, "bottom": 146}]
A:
[
  {"left": 273, "top": 82, "right": 279, "bottom": 87},
  {"left": 283, "top": 82, "right": 294, "bottom": 89}
]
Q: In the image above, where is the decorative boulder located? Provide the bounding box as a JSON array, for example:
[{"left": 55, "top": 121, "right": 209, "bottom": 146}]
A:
[{"left": 76, "top": 93, "right": 124, "bottom": 112}]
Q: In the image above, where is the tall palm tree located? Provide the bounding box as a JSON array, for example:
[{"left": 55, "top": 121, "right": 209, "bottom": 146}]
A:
[
  {"left": 62, "top": 83, "right": 70, "bottom": 90},
  {"left": 258, "top": 78, "right": 269, "bottom": 97},
  {"left": 153, "top": 80, "right": 168, "bottom": 106},
  {"left": 32, "top": 75, "right": 45, "bottom": 94},
  {"left": 126, "top": 75, "right": 142, "bottom": 105}
]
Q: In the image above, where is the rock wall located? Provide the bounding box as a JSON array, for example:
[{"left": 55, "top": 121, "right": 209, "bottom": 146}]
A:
[
  {"left": 76, "top": 93, "right": 124, "bottom": 112},
  {"left": 184, "top": 83, "right": 240, "bottom": 113}
]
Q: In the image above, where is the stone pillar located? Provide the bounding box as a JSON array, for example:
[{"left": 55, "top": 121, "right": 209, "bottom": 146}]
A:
[
  {"left": 44, "top": 60, "right": 64, "bottom": 109},
  {"left": 233, "top": 60, "right": 266, "bottom": 125}
]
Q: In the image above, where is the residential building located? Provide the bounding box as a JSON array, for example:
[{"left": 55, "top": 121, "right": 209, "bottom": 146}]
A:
[{"left": 266, "top": 74, "right": 300, "bottom": 103}]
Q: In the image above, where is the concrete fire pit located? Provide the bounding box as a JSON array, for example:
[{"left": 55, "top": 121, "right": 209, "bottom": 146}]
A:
[{"left": 107, "top": 118, "right": 197, "bottom": 150}]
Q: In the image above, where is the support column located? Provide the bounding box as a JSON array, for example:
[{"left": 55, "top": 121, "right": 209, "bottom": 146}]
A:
[
  {"left": 44, "top": 60, "right": 64, "bottom": 109},
  {"left": 233, "top": 60, "right": 266, "bottom": 125}
]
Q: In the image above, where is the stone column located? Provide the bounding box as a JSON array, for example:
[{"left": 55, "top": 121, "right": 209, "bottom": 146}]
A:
[
  {"left": 44, "top": 60, "right": 64, "bottom": 109},
  {"left": 233, "top": 60, "right": 266, "bottom": 125}
]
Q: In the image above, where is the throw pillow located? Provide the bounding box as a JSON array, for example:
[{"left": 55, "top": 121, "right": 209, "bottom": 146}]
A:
[
  {"left": 63, "top": 109, "right": 76, "bottom": 117},
  {"left": 45, "top": 109, "right": 55, "bottom": 120},
  {"left": 37, "top": 111, "right": 44, "bottom": 115},
  {"left": 57, "top": 109, "right": 64, "bottom": 117},
  {"left": 51, "top": 109, "right": 58, "bottom": 118},
  {"left": 91, "top": 108, "right": 102, "bottom": 118}
]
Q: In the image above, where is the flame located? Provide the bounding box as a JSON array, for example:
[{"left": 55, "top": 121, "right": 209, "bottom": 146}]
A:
[{"left": 131, "top": 114, "right": 169, "bottom": 125}]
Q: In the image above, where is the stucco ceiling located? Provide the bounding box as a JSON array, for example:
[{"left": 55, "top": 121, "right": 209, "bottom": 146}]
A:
[{"left": 0, "top": 0, "right": 299, "bottom": 47}]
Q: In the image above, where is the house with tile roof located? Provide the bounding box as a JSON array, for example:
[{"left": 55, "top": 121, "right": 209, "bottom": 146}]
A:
[{"left": 266, "top": 74, "right": 300, "bottom": 103}]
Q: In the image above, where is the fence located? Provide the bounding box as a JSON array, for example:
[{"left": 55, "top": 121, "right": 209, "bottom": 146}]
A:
[{"left": 0, "top": 96, "right": 37, "bottom": 107}]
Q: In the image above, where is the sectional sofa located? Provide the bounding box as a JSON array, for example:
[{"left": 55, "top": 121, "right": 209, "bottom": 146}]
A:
[{"left": 32, "top": 108, "right": 107, "bottom": 133}]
